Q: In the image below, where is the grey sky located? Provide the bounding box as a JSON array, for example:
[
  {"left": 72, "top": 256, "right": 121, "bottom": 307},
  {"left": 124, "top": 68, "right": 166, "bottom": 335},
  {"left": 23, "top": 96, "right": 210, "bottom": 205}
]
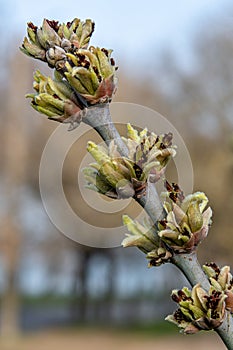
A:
[{"left": 1, "top": 0, "right": 232, "bottom": 69}]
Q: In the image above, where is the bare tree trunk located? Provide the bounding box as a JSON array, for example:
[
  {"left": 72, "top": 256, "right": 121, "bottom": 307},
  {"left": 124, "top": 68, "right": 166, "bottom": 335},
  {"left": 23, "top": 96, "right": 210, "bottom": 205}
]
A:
[
  {"left": 70, "top": 247, "right": 92, "bottom": 323},
  {"left": 0, "top": 217, "right": 20, "bottom": 336}
]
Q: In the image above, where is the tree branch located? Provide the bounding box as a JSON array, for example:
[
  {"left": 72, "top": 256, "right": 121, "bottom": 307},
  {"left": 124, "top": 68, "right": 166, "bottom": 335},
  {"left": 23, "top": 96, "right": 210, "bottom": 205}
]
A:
[
  {"left": 82, "top": 103, "right": 233, "bottom": 349},
  {"left": 172, "top": 251, "right": 210, "bottom": 290},
  {"left": 83, "top": 104, "right": 128, "bottom": 157}
]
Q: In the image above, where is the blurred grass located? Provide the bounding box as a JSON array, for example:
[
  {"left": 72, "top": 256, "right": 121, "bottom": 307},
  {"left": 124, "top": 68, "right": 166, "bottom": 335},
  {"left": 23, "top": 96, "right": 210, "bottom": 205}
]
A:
[
  {"left": 114, "top": 320, "right": 178, "bottom": 337},
  {"left": 0, "top": 325, "right": 223, "bottom": 350}
]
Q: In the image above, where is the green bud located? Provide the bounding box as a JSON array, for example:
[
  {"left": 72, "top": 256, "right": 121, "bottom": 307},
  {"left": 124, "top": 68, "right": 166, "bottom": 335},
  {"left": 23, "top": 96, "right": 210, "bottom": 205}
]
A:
[
  {"left": 94, "top": 47, "right": 114, "bottom": 78},
  {"left": 64, "top": 46, "right": 117, "bottom": 104},
  {"left": 36, "top": 93, "right": 64, "bottom": 111},
  {"left": 218, "top": 266, "right": 231, "bottom": 290},
  {"left": 147, "top": 247, "right": 172, "bottom": 267},
  {"left": 187, "top": 201, "right": 203, "bottom": 232},
  {"left": 76, "top": 19, "right": 95, "bottom": 49},
  {"left": 159, "top": 183, "right": 212, "bottom": 253},
  {"left": 37, "top": 19, "right": 61, "bottom": 49},
  {"left": 71, "top": 67, "right": 96, "bottom": 95},
  {"left": 26, "top": 70, "right": 82, "bottom": 122},
  {"left": 21, "top": 17, "right": 95, "bottom": 70},
  {"left": 203, "top": 263, "right": 233, "bottom": 312},
  {"left": 203, "top": 263, "right": 218, "bottom": 279},
  {"left": 209, "top": 277, "right": 222, "bottom": 292},
  {"left": 122, "top": 215, "right": 158, "bottom": 253},
  {"left": 84, "top": 125, "right": 176, "bottom": 200},
  {"left": 20, "top": 37, "right": 46, "bottom": 60},
  {"left": 127, "top": 123, "right": 140, "bottom": 142},
  {"left": 167, "top": 284, "right": 226, "bottom": 334},
  {"left": 191, "top": 284, "right": 207, "bottom": 311},
  {"left": 101, "top": 161, "right": 126, "bottom": 187},
  {"left": 65, "top": 71, "right": 89, "bottom": 95},
  {"left": 83, "top": 167, "right": 114, "bottom": 195},
  {"left": 86, "top": 141, "right": 110, "bottom": 165}
]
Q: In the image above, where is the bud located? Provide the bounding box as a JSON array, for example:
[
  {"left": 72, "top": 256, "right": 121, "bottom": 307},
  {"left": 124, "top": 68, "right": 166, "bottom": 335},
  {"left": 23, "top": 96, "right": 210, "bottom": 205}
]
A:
[
  {"left": 64, "top": 47, "right": 117, "bottom": 104},
  {"left": 21, "top": 18, "right": 118, "bottom": 109},
  {"left": 158, "top": 182, "right": 212, "bottom": 253},
  {"left": 37, "top": 19, "right": 61, "bottom": 49},
  {"left": 20, "top": 22, "right": 46, "bottom": 60},
  {"left": 121, "top": 215, "right": 172, "bottom": 266},
  {"left": 58, "top": 18, "right": 94, "bottom": 49},
  {"left": 122, "top": 215, "right": 157, "bottom": 251},
  {"left": 203, "top": 263, "right": 233, "bottom": 312},
  {"left": 123, "top": 124, "right": 176, "bottom": 183},
  {"left": 147, "top": 247, "right": 172, "bottom": 267},
  {"left": 84, "top": 141, "right": 135, "bottom": 199},
  {"left": 21, "top": 18, "right": 95, "bottom": 67},
  {"left": 26, "top": 70, "right": 82, "bottom": 123},
  {"left": 166, "top": 284, "right": 226, "bottom": 334},
  {"left": 46, "top": 46, "right": 66, "bottom": 67},
  {"left": 83, "top": 124, "right": 176, "bottom": 199}
]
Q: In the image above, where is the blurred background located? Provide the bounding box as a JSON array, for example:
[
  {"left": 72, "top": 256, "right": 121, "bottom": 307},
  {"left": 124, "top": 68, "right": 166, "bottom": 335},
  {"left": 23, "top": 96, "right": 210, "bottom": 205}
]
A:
[{"left": 0, "top": 0, "right": 233, "bottom": 349}]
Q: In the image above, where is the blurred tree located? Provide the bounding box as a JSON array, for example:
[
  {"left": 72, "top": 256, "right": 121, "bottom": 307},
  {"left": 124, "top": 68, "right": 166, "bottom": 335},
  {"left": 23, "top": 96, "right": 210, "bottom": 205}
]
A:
[
  {"left": 0, "top": 50, "right": 32, "bottom": 335},
  {"left": 150, "top": 23, "right": 233, "bottom": 263}
]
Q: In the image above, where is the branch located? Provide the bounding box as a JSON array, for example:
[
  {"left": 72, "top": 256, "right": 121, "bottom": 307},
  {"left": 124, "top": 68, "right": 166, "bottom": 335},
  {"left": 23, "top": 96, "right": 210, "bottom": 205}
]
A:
[
  {"left": 217, "top": 315, "right": 233, "bottom": 350},
  {"left": 172, "top": 251, "right": 210, "bottom": 290},
  {"left": 83, "top": 104, "right": 128, "bottom": 156},
  {"left": 82, "top": 103, "right": 233, "bottom": 349}
]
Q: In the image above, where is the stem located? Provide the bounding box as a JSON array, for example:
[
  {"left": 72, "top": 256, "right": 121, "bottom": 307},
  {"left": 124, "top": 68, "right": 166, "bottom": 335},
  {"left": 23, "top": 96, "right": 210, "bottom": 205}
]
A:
[
  {"left": 83, "top": 104, "right": 128, "bottom": 157},
  {"left": 172, "top": 251, "right": 210, "bottom": 290},
  {"left": 217, "top": 315, "right": 233, "bottom": 350},
  {"left": 137, "top": 182, "right": 164, "bottom": 227}
]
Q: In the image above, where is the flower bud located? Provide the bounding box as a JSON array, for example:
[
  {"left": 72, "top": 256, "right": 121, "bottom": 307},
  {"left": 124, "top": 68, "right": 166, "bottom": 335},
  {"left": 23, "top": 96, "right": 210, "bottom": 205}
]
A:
[
  {"left": 121, "top": 215, "right": 172, "bottom": 266},
  {"left": 83, "top": 125, "right": 176, "bottom": 199},
  {"left": 147, "top": 247, "right": 172, "bottom": 267},
  {"left": 122, "top": 215, "right": 158, "bottom": 252},
  {"left": 64, "top": 47, "right": 117, "bottom": 104},
  {"left": 46, "top": 46, "right": 66, "bottom": 66},
  {"left": 26, "top": 70, "right": 82, "bottom": 122},
  {"left": 37, "top": 19, "right": 61, "bottom": 49},
  {"left": 187, "top": 200, "right": 203, "bottom": 232},
  {"left": 158, "top": 182, "right": 212, "bottom": 253},
  {"left": 203, "top": 263, "right": 233, "bottom": 312},
  {"left": 21, "top": 18, "right": 95, "bottom": 67},
  {"left": 21, "top": 36, "right": 46, "bottom": 60},
  {"left": 166, "top": 284, "right": 227, "bottom": 334}
]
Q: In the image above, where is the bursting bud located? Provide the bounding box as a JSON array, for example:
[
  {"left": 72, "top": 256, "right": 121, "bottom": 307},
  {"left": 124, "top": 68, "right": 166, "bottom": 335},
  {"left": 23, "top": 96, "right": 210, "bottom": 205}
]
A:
[
  {"left": 26, "top": 70, "right": 83, "bottom": 124},
  {"left": 122, "top": 215, "right": 172, "bottom": 266},
  {"left": 64, "top": 46, "right": 117, "bottom": 104},
  {"left": 21, "top": 18, "right": 118, "bottom": 108},
  {"left": 83, "top": 124, "right": 176, "bottom": 199},
  {"left": 122, "top": 215, "right": 159, "bottom": 253},
  {"left": 203, "top": 263, "right": 233, "bottom": 312},
  {"left": 123, "top": 124, "right": 176, "bottom": 183},
  {"left": 21, "top": 22, "right": 46, "bottom": 61},
  {"left": 83, "top": 141, "right": 135, "bottom": 199},
  {"left": 21, "top": 18, "right": 95, "bottom": 68},
  {"left": 166, "top": 284, "right": 226, "bottom": 334},
  {"left": 158, "top": 182, "right": 212, "bottom": 253}
]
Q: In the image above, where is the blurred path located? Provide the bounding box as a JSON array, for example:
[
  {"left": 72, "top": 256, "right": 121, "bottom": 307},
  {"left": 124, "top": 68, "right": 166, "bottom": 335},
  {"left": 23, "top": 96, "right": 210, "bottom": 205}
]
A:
[{"left": 0, "top": 328, "right": 224, "bottom": 350}]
